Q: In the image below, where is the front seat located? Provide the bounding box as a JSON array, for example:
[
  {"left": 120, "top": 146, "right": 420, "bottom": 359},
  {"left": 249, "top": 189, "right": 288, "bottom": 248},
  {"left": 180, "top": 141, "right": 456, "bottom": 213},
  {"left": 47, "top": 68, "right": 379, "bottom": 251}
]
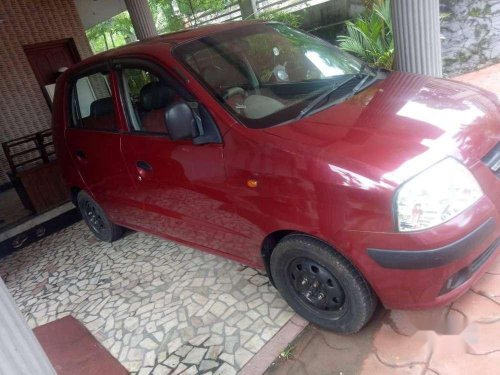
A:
[
  {"left": 139, "top": 82, "right": 176, "bottom": 133},
  {"left": 82, "top": 97, "right": 115, "bottom": 130}
]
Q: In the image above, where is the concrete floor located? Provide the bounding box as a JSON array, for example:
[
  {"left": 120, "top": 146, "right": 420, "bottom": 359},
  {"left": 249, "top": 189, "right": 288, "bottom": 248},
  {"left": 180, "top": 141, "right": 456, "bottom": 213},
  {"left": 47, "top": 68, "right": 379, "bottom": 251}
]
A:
[{"left": 0, "top": 221, "right": 294, "bottom": 374}]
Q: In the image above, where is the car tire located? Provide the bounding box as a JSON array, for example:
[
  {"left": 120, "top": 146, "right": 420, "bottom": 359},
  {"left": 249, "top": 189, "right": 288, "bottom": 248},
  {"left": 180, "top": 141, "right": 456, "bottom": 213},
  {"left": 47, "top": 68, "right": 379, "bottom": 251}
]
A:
[
  {"left": 77, "top": 191, "right": 123, "bottom": 243},
  {"left": 270, "top": 234, "right": 377, "bottom": 334}
]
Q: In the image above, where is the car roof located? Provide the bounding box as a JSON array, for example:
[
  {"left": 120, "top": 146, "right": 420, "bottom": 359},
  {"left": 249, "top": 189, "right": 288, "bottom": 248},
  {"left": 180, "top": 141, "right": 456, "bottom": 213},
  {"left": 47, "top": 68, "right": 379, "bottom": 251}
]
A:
[
  {"left": 152, "top": 19, "right": 266, "bottom": 44},
  {"left": 83, "top": 20, "right": 266, "bottom": 61},
  {"left": 61, "top": 20, "right": 273, "bottom": 79}
]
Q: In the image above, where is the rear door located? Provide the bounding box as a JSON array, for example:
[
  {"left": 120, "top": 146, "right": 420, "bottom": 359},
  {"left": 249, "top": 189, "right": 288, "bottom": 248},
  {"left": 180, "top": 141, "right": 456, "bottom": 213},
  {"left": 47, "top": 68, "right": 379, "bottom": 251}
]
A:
[{"left": 65, "top": 63, "right": 138, "bottom": 223}]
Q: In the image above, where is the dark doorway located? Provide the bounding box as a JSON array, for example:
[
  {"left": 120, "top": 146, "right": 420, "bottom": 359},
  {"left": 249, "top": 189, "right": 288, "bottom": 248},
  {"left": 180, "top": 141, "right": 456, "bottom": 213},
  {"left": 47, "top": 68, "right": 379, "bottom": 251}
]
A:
[{"left": 23, "top": 38, "right": 81, "bottom": 106}]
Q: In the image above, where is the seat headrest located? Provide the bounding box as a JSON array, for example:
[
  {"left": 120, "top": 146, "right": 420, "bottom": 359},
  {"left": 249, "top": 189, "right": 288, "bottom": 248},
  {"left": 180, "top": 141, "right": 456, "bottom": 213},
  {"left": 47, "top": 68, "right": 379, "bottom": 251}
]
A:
[
  {"left": 140, "top": 82, "right": 176, "bottom": 111},
  {"left": 90, "top": 97, "right": 114, "bottom": 117}
]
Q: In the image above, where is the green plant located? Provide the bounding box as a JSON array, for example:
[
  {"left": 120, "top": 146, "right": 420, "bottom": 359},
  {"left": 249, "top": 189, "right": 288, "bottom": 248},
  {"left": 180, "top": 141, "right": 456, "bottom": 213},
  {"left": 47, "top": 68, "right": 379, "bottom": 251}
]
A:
[
  {"left": 362, "top": 0, "right": 384, "bottom": 10},
  {"left": 149, "top": 0, "right": 185, "bottom": 33},
  {"left": 279, "top": 344, "right": 295, "bottom": 360},
  {"left": 257, "top": 10, "right": 303, "bottom": 28},
  {"left": 337, "top": 0, "right": 394, "bottom": 69},
  {"left": 86, "top": 11, "right": 134, "bottom": 53},
  {"left": 86, "top": 0, "right": 231, "bottom": 53},
  {"left": 177, "top": 0, "right": 229, "bottom": 25}
]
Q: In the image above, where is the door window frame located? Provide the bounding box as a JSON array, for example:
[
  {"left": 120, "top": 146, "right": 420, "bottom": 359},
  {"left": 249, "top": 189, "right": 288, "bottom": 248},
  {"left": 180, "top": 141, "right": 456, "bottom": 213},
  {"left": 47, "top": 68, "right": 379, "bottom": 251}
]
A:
[
  {"left": 66, "top": 61, "right": 121, "bottom": 133},
  {"left": 112, "top": 57, "right": 202, "bottom": 139}
]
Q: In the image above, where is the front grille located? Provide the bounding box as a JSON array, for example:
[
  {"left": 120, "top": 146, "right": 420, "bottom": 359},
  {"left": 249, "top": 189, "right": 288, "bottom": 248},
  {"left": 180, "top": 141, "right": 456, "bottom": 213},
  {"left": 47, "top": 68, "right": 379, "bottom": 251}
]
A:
[{"left": 482, "top": 142, "right": 500, "bottom": 178}]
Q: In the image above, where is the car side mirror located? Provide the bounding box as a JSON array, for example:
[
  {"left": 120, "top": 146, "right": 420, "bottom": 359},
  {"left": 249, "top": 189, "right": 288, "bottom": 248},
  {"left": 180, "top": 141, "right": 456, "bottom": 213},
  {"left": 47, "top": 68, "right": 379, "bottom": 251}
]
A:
[
  {"left": 164, "top": 102, "right": 199, "bottom": 141},
  {"left": 164, "top": 102, "right": 223, "bottom": 145}
]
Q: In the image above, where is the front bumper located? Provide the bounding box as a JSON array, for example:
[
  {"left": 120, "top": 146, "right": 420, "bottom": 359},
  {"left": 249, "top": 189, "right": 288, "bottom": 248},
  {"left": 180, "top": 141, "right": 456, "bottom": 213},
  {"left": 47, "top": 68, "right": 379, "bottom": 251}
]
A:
[
  {"left": 355, "top": 161, "right": 500, "bottom": 310},
  {"left": 367, "top": 218, "right": 497, "bottom": 270}
]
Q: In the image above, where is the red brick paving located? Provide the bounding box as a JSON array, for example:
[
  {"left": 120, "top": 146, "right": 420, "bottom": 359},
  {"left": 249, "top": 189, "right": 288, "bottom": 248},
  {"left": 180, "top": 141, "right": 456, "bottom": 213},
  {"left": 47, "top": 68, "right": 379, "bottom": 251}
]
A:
[
  {"left": 34, "top": 315, "right": 128, "bottom": 375},
  {"left": 265, "top": 63, "right": 500, "bottom": 375},
  {"left": 266, "top": 308, "right": 385, "bottom": 375},
  {"left": 453, "top": 64, "right": 500, "bottom": 100}
]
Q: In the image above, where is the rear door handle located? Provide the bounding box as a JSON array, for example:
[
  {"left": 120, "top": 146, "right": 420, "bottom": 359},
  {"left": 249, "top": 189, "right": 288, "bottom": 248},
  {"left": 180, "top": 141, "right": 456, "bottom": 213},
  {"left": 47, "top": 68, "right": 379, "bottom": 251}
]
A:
[{"left": 75, "top": 149, "right": 86, "bottom": 160}]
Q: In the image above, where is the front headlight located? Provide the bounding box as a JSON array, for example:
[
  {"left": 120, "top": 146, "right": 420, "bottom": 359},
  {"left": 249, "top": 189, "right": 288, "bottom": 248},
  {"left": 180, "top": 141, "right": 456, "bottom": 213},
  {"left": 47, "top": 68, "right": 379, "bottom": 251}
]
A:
[{"left": 396, "top": 158, "right": 483, "bottom": 232}]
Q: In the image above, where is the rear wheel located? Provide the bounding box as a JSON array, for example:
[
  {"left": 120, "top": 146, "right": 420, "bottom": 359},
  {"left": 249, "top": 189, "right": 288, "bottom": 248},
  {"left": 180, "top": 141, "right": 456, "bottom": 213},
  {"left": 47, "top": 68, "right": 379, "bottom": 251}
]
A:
[
  {"left": 77, "top": 191, "right": 123, "bottom": 242},
  {"left": 270, "top": 234, "right": 377, "bottom": 334}
]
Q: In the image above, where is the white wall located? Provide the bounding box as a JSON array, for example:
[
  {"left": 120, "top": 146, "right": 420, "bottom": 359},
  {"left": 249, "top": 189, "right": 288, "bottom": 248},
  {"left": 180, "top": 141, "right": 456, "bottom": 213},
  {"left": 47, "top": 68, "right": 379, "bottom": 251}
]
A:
[{"left": 75, "top": 0, "right": 127, "bottom": 29}]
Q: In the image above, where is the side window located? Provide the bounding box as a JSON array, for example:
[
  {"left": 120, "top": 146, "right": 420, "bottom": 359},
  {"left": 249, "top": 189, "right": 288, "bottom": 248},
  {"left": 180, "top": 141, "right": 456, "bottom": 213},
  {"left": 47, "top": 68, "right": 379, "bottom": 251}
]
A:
[
  {"left": 121, "top": 68, "right": 179, "bottom": 134},
  {"left": 70, "top": 71, "right": 117, "bottom": 131}
]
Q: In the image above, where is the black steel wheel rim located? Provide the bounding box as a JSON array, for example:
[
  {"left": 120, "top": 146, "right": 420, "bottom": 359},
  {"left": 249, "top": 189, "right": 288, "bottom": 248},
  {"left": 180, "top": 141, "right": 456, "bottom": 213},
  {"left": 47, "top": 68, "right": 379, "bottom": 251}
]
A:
[
  {"left": 287, "top": 257, "right": 346, "bottom": 314},
  {"left": 82, "top": 200, "right": 105, "bottom": 234}
]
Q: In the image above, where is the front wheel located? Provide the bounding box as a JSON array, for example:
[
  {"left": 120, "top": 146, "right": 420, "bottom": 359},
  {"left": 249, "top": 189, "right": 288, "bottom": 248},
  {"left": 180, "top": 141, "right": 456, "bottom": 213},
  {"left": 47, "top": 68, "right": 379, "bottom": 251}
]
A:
[
  {"left": 77, "top": 191, "right": 123, "bottom": 243},
  {"left": 270, "top": 234, "right": 377, "bottom": 334}
]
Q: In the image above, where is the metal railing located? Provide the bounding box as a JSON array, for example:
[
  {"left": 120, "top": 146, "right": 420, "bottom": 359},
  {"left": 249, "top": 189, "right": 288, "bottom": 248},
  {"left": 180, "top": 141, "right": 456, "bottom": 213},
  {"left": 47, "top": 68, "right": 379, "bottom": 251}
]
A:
[{"left": 182, "top": 0, "right": 332, "bottom": 27}]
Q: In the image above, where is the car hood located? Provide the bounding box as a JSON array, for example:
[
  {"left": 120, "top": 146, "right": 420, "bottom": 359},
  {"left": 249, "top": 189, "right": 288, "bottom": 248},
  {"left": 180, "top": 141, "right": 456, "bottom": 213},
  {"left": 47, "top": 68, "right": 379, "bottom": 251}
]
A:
[{"left": 264, "top": 71, "right": 500, "bottom": 187}]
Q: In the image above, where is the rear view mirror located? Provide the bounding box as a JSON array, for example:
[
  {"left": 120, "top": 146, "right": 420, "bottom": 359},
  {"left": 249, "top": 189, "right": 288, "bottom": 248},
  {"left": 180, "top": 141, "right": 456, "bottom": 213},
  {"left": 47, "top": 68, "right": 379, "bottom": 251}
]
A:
[{"left": 164, "top": 102, "right": 199, "bottom": 141}]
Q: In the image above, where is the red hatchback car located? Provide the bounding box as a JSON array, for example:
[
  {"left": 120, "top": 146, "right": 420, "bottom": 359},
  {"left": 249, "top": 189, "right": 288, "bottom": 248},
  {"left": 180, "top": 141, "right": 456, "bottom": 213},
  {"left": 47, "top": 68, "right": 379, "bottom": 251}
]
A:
[{"left": 53, "top": 21, "right": 500, "bottom": 333}]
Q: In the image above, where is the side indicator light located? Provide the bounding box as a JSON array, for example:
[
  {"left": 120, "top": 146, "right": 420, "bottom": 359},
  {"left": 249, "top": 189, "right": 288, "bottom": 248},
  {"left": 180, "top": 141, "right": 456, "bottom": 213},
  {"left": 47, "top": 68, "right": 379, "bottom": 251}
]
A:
[{"left": 247, "top": 179, "right": 258, "bottom": 188}]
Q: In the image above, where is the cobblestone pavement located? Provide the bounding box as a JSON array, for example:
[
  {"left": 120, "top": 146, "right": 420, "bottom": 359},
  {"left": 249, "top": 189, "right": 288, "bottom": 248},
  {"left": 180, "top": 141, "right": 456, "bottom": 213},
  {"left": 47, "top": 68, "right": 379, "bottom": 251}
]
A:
[{"left": 0, "top": 222, "right": 294, "bottom": 374}]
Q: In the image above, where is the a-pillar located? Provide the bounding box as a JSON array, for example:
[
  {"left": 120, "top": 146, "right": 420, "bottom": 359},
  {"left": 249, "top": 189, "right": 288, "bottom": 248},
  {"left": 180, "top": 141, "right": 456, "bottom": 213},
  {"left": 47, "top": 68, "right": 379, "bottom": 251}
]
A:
[
  {"left": 124, "top": 0, "right": 158, "bottom": 40},
  {"left": 391, "top": 0, "right": 442, "bottom": 77}
]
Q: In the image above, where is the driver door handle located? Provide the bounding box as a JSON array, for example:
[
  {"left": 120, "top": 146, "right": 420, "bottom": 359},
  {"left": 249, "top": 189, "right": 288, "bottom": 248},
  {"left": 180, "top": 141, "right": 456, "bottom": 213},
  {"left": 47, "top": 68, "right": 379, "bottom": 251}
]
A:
[
  {"left": 136, "top": 160, "right": 152, "bottom": 171},
  {"left": 75, "top": 149, "right": 86, "bottom": 160},
  {"left": 136, "top": 160, "right": 152, "bottom": 181}
]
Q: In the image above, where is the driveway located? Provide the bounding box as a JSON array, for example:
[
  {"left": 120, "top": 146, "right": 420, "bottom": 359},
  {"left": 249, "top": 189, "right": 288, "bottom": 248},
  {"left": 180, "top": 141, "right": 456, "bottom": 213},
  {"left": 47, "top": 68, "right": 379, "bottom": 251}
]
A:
[{"left": 0, "top": 221, "right": 294, "bottom": 374}]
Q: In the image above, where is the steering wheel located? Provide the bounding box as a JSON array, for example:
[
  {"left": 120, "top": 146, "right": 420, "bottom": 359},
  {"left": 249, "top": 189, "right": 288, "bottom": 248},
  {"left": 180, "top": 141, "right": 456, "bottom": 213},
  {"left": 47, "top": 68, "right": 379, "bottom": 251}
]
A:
[{"left": 222, "top": 86, "right": 246, "bottom": 100}]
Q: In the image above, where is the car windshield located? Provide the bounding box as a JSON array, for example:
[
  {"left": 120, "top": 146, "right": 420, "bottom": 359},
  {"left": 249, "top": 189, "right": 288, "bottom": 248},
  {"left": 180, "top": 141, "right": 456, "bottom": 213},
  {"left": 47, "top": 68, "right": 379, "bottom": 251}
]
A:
[{"left": 174, "top": 23, "right": 377, "bottom": 129}]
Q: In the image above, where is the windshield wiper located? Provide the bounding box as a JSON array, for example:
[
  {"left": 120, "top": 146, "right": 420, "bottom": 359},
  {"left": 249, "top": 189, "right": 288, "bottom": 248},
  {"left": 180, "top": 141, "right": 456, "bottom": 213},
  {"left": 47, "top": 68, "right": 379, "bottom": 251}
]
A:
[
  {"left": 297, "top": 75, "right": 358, "bottom": 119},
  {"left": 352, "top": 73, "right": 371, "bottom": 93},
  {"left": 358, "top": 62, "right": 378, "bottom": 77},
  {"left": 350, "top": 73, "right": 380, "bottom": 96},
  {"left": 358, "top": 62, "right": 368, "bottom": 76}
]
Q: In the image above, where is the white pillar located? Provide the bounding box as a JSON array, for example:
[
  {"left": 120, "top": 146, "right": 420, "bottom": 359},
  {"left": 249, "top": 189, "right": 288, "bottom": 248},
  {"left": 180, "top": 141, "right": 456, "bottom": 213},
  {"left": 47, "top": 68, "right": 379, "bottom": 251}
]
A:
[
  {"left": 391, "top": 0, "right": 442, "bottom": 77},
  {"left": 124, "top": 0, "right": 158, "bottom": 40},
  {"left": 0, "top": 278, "right": 55, "bottom": 375}
]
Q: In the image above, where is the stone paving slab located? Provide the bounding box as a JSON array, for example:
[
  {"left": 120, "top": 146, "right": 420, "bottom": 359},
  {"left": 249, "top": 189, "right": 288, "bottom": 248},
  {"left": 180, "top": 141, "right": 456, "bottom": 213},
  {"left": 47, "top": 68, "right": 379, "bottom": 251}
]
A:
[{"left": 0, "top": 221, "right": 294, "bottom": 374}]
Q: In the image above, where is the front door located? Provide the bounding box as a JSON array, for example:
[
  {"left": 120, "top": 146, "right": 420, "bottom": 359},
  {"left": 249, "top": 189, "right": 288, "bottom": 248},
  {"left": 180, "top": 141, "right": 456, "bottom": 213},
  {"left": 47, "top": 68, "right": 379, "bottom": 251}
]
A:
[
  {"left": 115, "top": 61, "right": 248, "bottom": 257},
  {"left": 64, "top": 66, "right": 137, "bottom": 223}
]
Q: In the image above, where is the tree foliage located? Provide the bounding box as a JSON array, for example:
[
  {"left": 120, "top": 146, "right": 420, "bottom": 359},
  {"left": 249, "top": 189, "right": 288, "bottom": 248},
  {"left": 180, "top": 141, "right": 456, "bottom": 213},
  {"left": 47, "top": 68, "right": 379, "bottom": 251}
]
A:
[
  {"left": 86, "top": 0, "right": 229, "bottom": 53},
  {"left": 177, "top": 0, "right": 228, "bottom": 26},
  {"left": 257, "top": 10, "right": 303, "bottom": 28},
  {"left": 337, "top": 0, "right": 394, "bottom": 69}
]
